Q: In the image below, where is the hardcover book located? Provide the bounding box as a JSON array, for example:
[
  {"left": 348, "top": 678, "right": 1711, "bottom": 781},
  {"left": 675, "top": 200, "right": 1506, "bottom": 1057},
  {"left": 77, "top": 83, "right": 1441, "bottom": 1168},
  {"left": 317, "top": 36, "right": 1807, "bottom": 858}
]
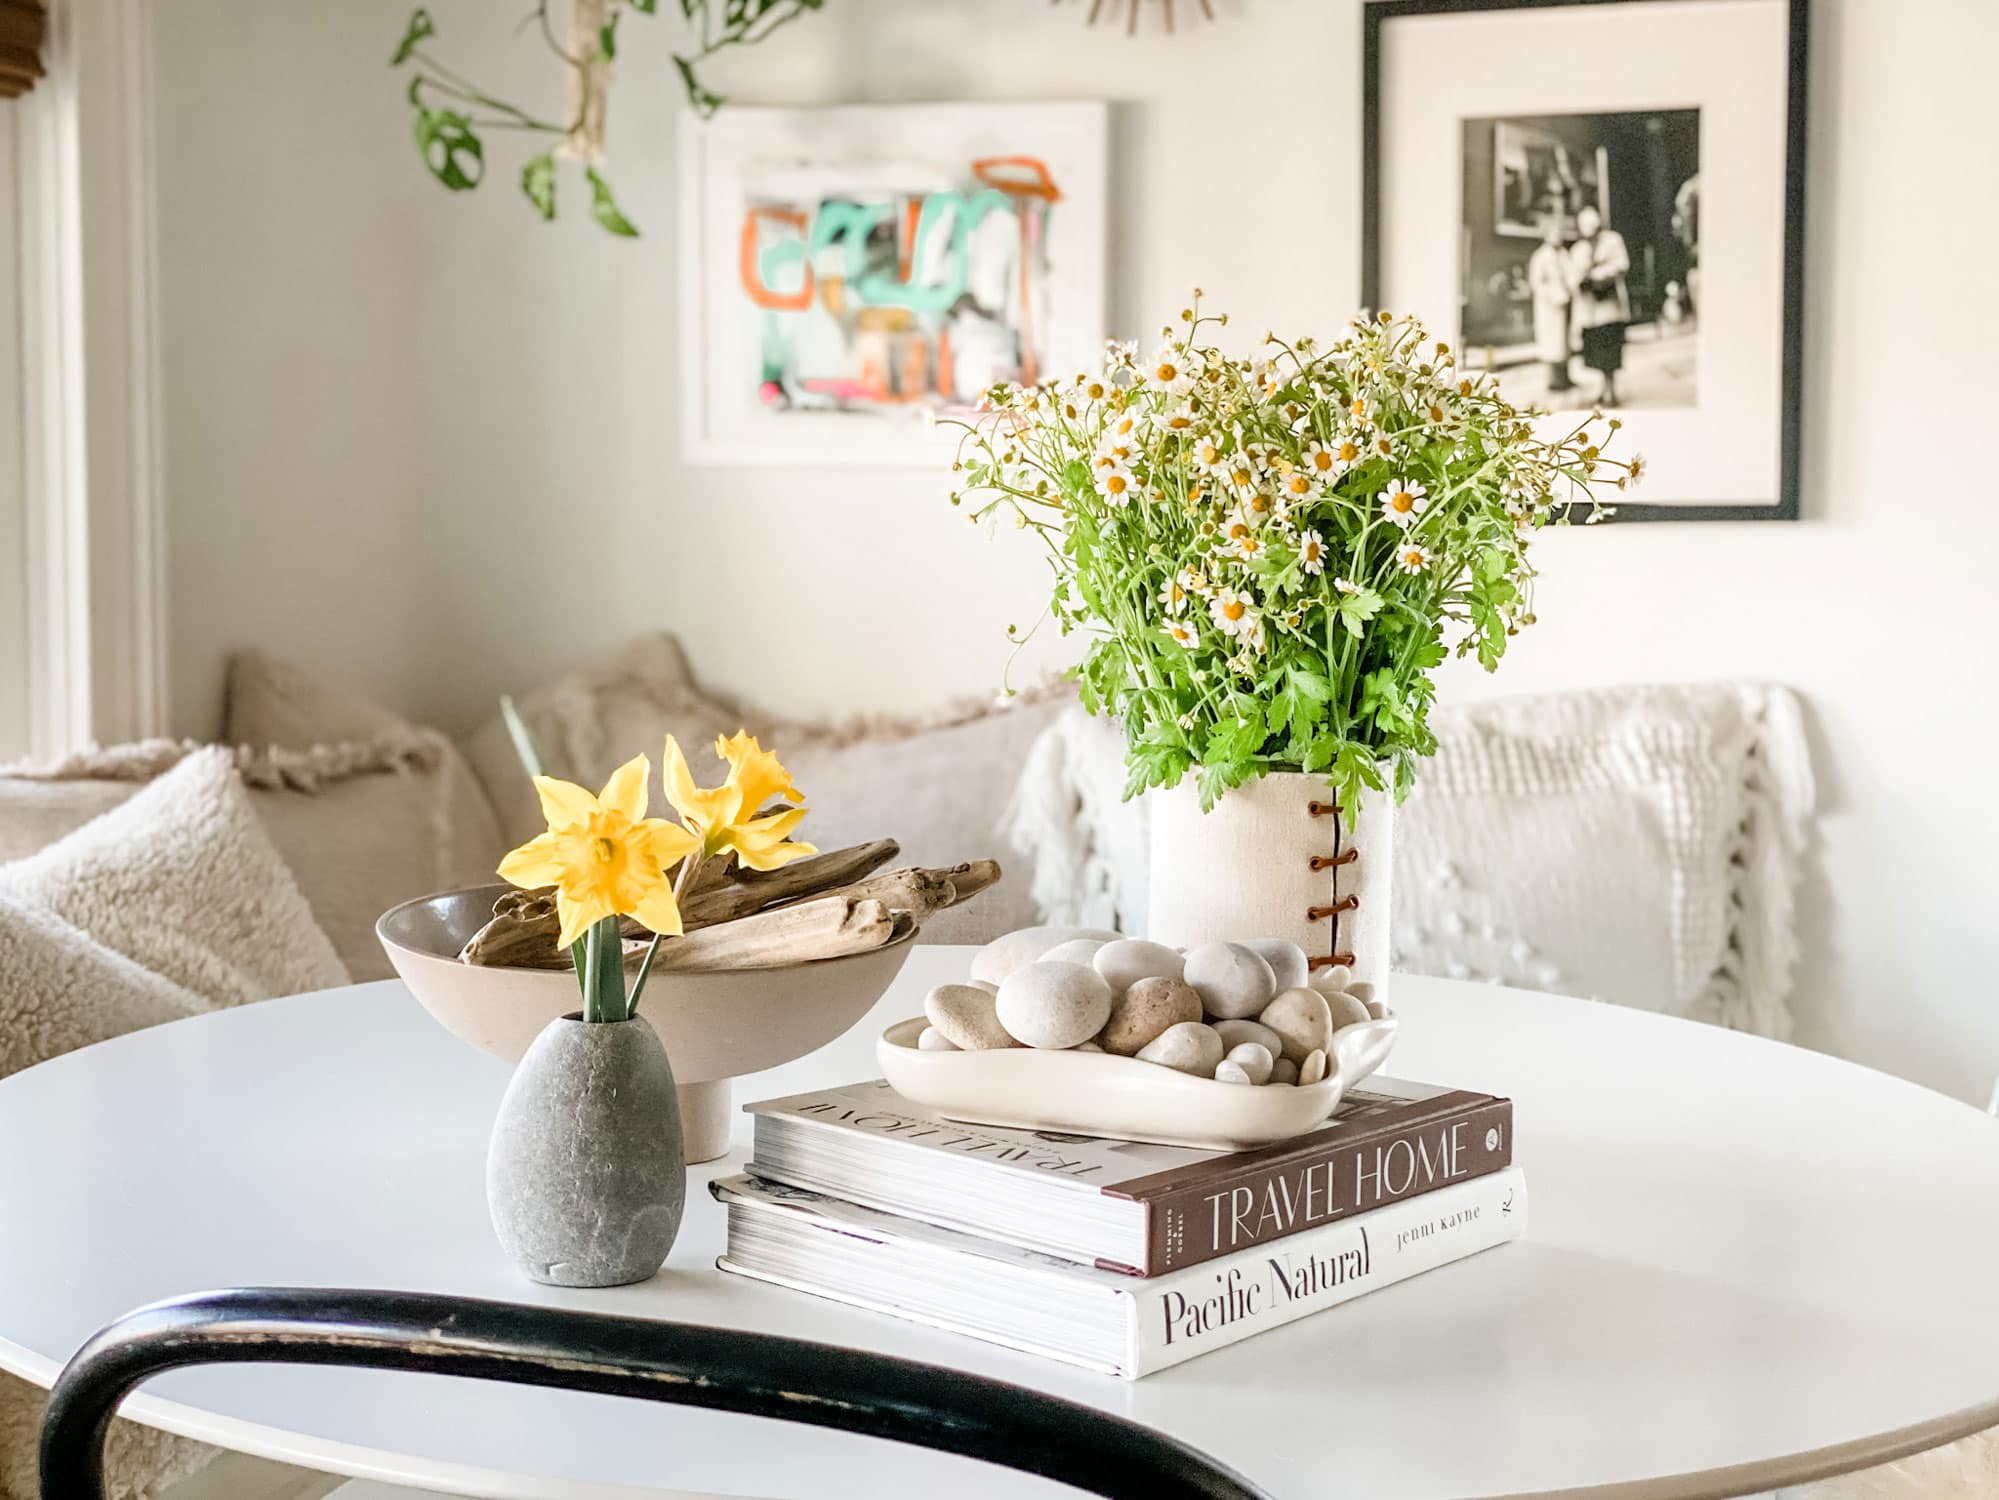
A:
[
  {"left": 745, "top": 1075, "right": 1513, "bottom": 1275},
  {"left": 714, "top": 1167, "right": 1528, "bottom": 1378}
]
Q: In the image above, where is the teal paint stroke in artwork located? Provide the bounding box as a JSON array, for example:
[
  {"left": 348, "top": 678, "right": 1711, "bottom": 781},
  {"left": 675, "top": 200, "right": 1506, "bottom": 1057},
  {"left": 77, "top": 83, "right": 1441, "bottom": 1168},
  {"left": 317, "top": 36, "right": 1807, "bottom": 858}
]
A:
[
  {"left": 753, "top": 189, "right": 1019, "bottom": 315},
  {"left": 856, "top": 187, "right": 1013, "bottom": 310},
  {"left": 756, "top": 199, "right": 891, "bottom": 299}
]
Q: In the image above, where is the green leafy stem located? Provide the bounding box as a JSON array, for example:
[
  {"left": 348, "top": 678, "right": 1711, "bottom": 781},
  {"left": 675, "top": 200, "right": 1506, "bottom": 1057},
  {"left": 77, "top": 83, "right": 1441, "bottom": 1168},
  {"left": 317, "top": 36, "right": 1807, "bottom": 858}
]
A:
[{"left": 388, "top": 0, "right": 824, "bottom": 237}]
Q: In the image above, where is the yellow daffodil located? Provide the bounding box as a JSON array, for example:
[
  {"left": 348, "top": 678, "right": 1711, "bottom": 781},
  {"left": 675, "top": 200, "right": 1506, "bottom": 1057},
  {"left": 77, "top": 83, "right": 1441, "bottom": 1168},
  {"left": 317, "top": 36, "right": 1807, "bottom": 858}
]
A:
[
  {"left": 496, "top": 754, "right": 699, "bottom": 950},
  {"left": 662, "top": 731, "right": 818, "bottom": 873}
]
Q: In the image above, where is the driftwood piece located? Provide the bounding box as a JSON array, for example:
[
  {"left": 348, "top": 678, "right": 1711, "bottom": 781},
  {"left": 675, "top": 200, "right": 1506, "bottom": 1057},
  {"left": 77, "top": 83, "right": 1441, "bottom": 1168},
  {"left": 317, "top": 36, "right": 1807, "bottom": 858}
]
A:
[
  {"left": 809, "top": 861, "right": 998, "bottom": 921},
  {"left": 823, "top": 867, "right": 958, "bottom": 920},
  {"left": 457, "top": 848, "right": 1000, "bottom": 974},
  {"left": 678, "top": 839, "right": 900, "bottom": 929},
  {"left": 459, "top": 890, "right": 567, "bottom": 969},
  {"left": 457, "top": 839, "right": 901, "bottom": 967},
  {"left": 646, "top": 895, "right": 896, "bottom": 974},
  {"left": 933, "top": 859, "right": 1002, "bottom": 907}
]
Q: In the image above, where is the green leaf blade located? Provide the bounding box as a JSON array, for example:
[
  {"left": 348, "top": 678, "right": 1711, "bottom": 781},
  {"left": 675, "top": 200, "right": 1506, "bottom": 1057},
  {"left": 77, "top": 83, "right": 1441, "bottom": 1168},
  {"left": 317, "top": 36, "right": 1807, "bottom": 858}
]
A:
[
  {"left": 521, "top": 152, "right": 557, "bottom": 221},
  {"left": 390, "top": 8, "right": 435, "bottom": 66},
  {"left": 586, "top": 167, "right": 639, "bottom": 237}
]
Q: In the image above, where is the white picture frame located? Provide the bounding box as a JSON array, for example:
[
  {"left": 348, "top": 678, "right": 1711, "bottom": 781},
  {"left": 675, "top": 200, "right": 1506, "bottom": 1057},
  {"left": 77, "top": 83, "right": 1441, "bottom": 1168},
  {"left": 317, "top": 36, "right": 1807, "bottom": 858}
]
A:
[{"left": 678, "top": 101, "right": 1109, "bottom": 469}]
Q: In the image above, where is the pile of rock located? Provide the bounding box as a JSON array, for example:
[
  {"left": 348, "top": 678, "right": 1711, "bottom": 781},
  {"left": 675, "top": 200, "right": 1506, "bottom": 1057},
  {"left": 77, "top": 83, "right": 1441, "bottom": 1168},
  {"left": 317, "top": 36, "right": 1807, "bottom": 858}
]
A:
[{"left": 918, "top": 926, "right": 1380, "bottom": 1088}]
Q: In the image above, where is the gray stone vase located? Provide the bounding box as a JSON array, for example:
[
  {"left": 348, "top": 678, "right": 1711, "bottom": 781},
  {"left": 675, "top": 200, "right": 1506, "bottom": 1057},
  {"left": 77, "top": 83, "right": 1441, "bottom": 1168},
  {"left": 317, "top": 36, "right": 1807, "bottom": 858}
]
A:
[{"left": 486, "top": 1013, "right": 686, "bottom": 1288}]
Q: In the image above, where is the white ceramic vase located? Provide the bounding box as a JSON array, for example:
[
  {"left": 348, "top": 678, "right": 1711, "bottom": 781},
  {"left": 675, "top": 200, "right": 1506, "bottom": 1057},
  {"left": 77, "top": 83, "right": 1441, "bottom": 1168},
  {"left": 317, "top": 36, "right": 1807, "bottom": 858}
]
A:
[{"left": 1146, "top": 772, "right": 1394, "bottom": 1005}]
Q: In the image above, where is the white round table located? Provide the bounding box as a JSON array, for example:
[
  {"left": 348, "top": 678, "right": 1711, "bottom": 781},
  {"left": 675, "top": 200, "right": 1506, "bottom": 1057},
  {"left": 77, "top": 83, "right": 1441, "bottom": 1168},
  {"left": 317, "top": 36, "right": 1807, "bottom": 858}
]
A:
[{"left": 2, "top": 951, "right": 1996, "bottom": 1500}]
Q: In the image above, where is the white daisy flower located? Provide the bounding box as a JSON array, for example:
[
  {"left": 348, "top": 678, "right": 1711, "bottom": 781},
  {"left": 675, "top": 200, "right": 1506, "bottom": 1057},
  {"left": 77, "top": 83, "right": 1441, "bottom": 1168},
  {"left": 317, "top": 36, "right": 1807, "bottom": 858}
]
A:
[
  {"left": 1211, "top": 588, "right": 1259, "bottom": 637},
  {"left": 1276, "top": 467, "right": 1318, "bottom": 506},
  {"left": 1077, "top": 374, "right": 1111, "bottom": 403},
  {"left": 1369, "top": 429, "right": 1396, "bottom": 460},
  {"left": 1230, "top": 528, "right": 1269, "bottom": 563},
  {"left": 1330, "top": 430, "right": 1369, "bottom": 469},
  {"left": 1192, "top": 434, "right": 1230, "bottom": 473},
  {"left": 1348, "top": 394, "right": 1372, "bottom": 427},
  {"left": 1146, "top": 345, "right": 1194, "bottom": 395},
  {"left": 1301, "top": 441, "right": 1346, "bottom": 480},
  {"left": 1394, "top": 540, "right": 1431, "bottom": 574},
  {"left": 1417, "top": 392, "right": 1457, "bottom": 427},
  {"left": 1178, "top": 567, "right": 1209, "bottom": 595},
  {"left": 1221, "top": 456, "right": 1262, "bottom": 497},
  {"left": 1298, "top": 529, "right": 1327, "bottom": 575},
  {"left": 1153, "top": 407, "right": 1199, "bottom": 436},
  {"left": 1159, "top": 574, "right": 1190, "bottom": 614},
  {"left": 1218, "top": 510, "right": 1258, "bottom": 551},
  {"left": 1106, "top": 410, "right": 1141, "bottom": 443},
  {"left": 1163, "top": 620, "right": 1198, "bottom": 648},
  {"left": 1094, "top": 441, "right": 1134, "bottom": 471},
  {"left": 1334, "top": 575, "right": 1361, "bottom": 595},
  {"left": 1379, "top": 477, "right": 1429, "bottom": 527},
  {"left": 1096, "top": 464, "right": 1137, "bottom": 506},
  {"left": 1241, "top": 488, "right": 1280, "bottom": 522}
]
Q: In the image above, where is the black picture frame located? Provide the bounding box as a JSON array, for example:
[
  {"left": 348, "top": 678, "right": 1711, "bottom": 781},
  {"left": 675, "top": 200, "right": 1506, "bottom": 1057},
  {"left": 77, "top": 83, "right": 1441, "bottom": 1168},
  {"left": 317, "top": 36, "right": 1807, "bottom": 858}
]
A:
[{"left": 1361, "top": 0, "right": 1809, "bottom": 522}]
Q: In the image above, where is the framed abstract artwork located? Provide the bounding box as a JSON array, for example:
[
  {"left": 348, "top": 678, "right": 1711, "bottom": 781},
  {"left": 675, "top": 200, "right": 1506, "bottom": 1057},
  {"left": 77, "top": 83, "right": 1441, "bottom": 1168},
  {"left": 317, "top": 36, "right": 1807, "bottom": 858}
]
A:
[
  {"left": 679, "top": 101, "right": 1109, "bottom": 467},
  {"left": 1363, "top": 0, "right": 1808, "bottom": 520}
]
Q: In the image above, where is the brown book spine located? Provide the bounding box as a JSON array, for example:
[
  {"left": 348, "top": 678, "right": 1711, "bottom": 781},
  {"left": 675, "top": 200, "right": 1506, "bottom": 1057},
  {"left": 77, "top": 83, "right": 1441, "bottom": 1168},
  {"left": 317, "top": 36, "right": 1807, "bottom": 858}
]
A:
[{"left": 1120, "top": 1097, "right": 1514, "bottom": 1275}]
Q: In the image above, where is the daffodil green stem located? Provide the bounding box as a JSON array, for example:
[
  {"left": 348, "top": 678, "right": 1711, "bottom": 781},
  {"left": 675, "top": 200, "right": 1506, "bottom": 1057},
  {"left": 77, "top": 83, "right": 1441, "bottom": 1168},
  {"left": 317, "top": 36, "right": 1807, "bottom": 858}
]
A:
[
  {"left": 627, "top": 849, "right": 708, "bottom": 1020},
  {"left": 580, "top": 917, "right": 626, "bottom": 1024}
]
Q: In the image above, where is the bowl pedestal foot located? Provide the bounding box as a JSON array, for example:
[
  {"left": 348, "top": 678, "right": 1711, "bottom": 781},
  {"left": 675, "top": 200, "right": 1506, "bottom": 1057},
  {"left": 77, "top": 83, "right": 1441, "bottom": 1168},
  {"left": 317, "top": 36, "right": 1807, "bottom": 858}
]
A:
[{"left": 679, "top": 1078, "right": 733, "bottom": 1164}]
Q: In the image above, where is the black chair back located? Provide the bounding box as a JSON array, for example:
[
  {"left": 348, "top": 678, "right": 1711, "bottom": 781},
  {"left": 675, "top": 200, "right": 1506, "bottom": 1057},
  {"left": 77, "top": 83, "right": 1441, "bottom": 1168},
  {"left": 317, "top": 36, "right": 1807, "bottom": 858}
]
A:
[{"left": 40, "top": 1288, "right": 1271, "bottom": 1500}]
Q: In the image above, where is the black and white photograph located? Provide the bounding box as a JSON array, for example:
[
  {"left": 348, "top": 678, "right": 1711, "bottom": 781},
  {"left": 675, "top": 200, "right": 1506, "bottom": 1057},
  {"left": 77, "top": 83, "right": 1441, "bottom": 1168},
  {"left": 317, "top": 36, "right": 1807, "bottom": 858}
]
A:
[
  {"left": 1461, "top": 108, "right": 1700, "bottom": 411},
  {"left": 1366, "top": 0, "right": 1806, "bottom": 520}
]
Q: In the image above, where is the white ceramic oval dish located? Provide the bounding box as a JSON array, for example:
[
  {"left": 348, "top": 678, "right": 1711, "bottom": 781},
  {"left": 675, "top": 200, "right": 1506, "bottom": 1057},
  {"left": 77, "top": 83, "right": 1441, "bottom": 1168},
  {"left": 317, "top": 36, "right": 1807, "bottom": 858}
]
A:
[{"left": 876, "top": 1009, "right": 1398, "bottom": 1151}]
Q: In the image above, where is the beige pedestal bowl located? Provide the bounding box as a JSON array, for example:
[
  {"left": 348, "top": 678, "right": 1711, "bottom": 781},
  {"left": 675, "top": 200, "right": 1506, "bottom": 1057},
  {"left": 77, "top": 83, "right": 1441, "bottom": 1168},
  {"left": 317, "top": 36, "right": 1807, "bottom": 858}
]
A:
[{"left": 377, "top": 885, "right": 915, "bottom": 1163}]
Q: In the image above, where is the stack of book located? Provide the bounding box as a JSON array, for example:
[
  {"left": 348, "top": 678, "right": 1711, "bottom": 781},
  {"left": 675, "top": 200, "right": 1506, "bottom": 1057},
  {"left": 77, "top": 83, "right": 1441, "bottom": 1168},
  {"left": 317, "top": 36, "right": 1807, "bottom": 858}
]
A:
[{"left": 713, "top": 1076, "right": 1525, "bottom": 1378}]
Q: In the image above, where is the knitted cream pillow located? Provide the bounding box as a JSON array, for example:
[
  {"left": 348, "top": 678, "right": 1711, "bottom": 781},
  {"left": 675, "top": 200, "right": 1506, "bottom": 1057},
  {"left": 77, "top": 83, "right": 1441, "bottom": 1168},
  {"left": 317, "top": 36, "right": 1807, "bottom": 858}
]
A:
[{"left": 1007, "top": 683, "right": 1812, "bottom": 1038}]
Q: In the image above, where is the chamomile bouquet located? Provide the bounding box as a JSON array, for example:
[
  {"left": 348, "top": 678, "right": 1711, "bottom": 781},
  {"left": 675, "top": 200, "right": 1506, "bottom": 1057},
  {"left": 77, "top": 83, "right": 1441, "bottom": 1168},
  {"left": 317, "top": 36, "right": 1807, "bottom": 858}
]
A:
[{"left": 946, "top": 298, "right": 1637, "bottom": 813}]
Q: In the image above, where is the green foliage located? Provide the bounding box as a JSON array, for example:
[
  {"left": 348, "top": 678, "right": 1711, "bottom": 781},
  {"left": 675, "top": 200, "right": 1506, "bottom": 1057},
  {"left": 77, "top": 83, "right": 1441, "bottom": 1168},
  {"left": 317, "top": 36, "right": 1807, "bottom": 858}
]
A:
[
  {"left": 412, "top": 97, "right": 483, "bottom": 191},
  {"left": 521, "top": 152, "right": 557, "bottom": 221},
  {"left": 387, "top": 1, "right": 824, "bottom": 234},
  {"left": 587, "top": 168, "right": 639, "bottom": 238},
  {"left": 390, "top": 9, "right": 435, "bottom": 66},
  {"left": 947, "top": 304, "right": 1632, "bottom": 814}
]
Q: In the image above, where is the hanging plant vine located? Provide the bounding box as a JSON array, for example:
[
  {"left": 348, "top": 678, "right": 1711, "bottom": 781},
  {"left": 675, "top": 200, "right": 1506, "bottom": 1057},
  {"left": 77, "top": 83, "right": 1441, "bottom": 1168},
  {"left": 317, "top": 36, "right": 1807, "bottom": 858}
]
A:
[{"left": 389, "top": 0, "right": 825, "bottom": 238}]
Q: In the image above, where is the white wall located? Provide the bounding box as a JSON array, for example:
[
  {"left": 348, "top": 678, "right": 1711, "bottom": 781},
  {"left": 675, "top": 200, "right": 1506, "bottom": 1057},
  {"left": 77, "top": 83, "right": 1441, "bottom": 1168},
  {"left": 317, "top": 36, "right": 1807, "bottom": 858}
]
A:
[
  {"left": 0, "top": 108, "right": 28, "bottom": 762},
  {"left": 155, "top": 0, "right": 1999, "bottom": 1101}
]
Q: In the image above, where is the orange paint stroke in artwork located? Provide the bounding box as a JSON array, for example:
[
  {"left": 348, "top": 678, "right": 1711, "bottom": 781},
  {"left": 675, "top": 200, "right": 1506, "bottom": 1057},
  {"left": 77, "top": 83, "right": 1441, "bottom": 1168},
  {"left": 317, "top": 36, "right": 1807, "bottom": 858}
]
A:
[
  {"left": 936, "top": 324, "right": 956, "bottom": 402},
  {"left": 897, "top": 197, "right": 922, "bottom": 284},
  {"left": 897, "top": 335, "right": 930, "bottom": 404},
  {"left": 739, "top": 206, "right": 812, "bottom": 311},
  {"left": 972, "top": 156, "right": 1063, "bottom": 202}
]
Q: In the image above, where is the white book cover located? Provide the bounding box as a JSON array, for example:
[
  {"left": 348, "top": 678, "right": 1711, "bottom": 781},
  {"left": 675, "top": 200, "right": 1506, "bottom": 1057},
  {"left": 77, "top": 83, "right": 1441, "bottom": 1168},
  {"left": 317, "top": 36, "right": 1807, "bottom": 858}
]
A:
[{"left": 716, "top": 1166, "right": 1527, "bottom": 1378}]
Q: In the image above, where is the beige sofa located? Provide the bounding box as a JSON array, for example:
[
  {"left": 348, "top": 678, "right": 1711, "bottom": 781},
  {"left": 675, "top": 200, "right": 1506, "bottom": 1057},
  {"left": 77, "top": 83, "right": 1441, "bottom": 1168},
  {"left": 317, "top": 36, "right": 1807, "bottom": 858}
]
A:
[{"left": 0, "top": 634, "right": 1070, "bottom": 991}]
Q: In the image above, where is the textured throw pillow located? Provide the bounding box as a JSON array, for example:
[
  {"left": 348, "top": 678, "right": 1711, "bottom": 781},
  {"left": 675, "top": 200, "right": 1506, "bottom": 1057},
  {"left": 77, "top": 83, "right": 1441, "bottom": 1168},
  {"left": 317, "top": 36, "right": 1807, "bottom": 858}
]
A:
[
  {"left": 222, "top": 650, "right": 511, "bottom": 979},
  {"left": 1006, "top": 683, "right": 1812, "bottom": 1037},
  {"left": 461, "top": 633, "right": 751, "bottom": 848},
  {"left": 463, "top": 632, "right": 1073, "bottom": 944},
  {"left": 778, "top": 693, "right": 1075, "bottom": 944},
  {"left": 0, "top": 747, "right": 347, "bottom": 1500},
  {"left": 0, "top": 749, "right": 347, "bottom": 1007}
]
